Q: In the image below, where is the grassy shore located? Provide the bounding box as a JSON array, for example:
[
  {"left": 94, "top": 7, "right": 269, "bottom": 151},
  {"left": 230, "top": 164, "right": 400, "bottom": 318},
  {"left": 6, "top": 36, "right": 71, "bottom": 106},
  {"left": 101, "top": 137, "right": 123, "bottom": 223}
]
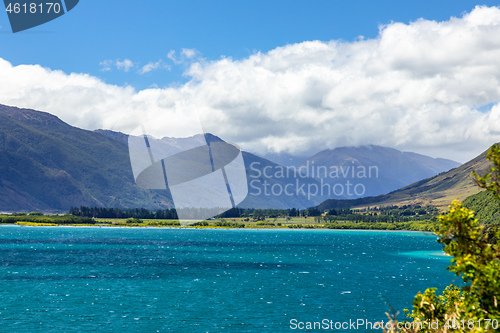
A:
[{"left": 1, "top": 216, "right": 435, "bottom": 232}]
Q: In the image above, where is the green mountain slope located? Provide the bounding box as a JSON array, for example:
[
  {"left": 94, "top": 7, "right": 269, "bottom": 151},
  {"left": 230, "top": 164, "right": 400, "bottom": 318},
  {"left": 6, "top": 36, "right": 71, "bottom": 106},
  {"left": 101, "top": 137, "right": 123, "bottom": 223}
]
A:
[
  {"left": 0, "top": 104, "right": 174, "bottom": 211},
  {"left": 463, "top": 190, "right": 500, "bottom": 225}
]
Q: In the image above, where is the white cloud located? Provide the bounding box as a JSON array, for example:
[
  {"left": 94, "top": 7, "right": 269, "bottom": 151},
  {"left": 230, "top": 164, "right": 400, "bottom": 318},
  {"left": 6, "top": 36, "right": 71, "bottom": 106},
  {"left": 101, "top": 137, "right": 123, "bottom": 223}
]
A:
[
  {"left": 116, "top": 59, "right": 134, "bottom": 72},
  {"left": 167, "top": 50, "right": 182, "bottom": 65},
  {"left": 139, "top": 60, "right": 171, "bottom": 74},
  {"left": 99, "top": 60, "right": 113, "bottom": 72},
  {"left": 100, "top": 59, "right": 136, "bottom": 72},
  {"left": 167, "top": 48, "right": 200, "bottom": 65},
  {"left": 181, "top": 48, "right": 198, "bottom": 59},
  {"left": 2, "top": 6, "right": 500, "bottom": 162}
]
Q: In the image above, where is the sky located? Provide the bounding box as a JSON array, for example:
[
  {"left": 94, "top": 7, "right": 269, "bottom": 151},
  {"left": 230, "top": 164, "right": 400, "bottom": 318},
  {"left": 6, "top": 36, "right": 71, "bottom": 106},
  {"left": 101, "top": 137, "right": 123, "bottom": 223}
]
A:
[{"left": 1, "top": 1, "right": 500, "bottom": 162}]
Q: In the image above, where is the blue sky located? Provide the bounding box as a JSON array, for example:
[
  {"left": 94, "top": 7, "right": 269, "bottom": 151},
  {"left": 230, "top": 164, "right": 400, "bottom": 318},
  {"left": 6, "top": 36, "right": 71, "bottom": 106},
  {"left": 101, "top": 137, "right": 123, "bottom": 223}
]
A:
[
  {"left": 1, "top": 1, "right": 500, "bottom": 162},
  {"left": 1, "top": 0, "right": 498, "bottom": 89}
]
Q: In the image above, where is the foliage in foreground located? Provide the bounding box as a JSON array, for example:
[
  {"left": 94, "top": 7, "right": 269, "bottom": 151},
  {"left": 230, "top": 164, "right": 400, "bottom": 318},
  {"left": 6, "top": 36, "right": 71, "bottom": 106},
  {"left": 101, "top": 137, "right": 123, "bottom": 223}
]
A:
[{"left": 382, "top": 144, "right": 500, "bottom": 332}]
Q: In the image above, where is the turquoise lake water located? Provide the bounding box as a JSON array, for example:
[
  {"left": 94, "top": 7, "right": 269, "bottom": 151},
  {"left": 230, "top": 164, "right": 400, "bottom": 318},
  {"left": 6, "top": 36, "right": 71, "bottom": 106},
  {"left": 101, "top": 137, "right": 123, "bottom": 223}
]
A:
[{"left": 0, "top": 226, "right": 457, "bottom": 332}]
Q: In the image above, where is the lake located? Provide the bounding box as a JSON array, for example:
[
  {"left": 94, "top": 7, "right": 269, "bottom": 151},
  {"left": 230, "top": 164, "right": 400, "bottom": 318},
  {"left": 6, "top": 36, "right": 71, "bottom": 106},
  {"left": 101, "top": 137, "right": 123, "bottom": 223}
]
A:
[{"left": 0, "top": 226, "right": 456, "bottom": 332}]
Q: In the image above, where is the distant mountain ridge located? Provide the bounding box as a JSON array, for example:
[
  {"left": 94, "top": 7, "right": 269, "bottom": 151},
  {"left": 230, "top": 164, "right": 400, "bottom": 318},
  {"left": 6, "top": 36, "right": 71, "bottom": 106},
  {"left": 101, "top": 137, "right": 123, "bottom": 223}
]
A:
[
  {"left": 0, "top": 103, "right": 463, "bottom": 212},
  {"left": 103, "top": 134, "right": 459, "bottom": 203},
  {"left": 315, "top": 147, "right": 493, "bottom": 211},
  {"left": 99, "top": 130, "right": 332, "bottom": 209},
  {"left": 297, "top": 145, "right": 460, "bottom": 198},
  {"left": 261, "top": 152, "right": 308, "bottom": 168},
  {"left": 0, "top": 104, "right": 329, "bottom": 210}
]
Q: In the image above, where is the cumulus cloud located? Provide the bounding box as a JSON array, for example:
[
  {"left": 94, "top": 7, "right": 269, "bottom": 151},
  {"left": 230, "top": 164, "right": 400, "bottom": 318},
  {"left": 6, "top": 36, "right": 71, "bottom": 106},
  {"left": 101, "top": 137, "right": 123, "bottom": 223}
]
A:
[
  {"left": 2, "top": 6, "right": 500, "bottom": 162},
  {"left": 139, "top": 60, "right": 171, "bottom": 74}
]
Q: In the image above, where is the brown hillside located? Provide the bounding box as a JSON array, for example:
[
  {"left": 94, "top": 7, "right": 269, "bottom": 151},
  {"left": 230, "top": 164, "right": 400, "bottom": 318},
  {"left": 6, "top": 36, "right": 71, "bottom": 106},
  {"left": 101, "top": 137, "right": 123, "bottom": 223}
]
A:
[{"left": 316, "top": 147, "right": 493, "bottom": 211}]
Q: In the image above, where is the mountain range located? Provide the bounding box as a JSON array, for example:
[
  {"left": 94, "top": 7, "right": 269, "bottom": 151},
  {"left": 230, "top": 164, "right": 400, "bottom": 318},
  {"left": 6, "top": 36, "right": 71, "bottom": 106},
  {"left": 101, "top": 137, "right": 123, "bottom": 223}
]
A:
[
  {"left": 291, "top": 145, "right": 459, "bottom": 198},
  {"left": 0, "top": 103, "right": 462, "bottom": 212},
  {"left": 316, "top": 147, "right": 492, "bottom": 211}
]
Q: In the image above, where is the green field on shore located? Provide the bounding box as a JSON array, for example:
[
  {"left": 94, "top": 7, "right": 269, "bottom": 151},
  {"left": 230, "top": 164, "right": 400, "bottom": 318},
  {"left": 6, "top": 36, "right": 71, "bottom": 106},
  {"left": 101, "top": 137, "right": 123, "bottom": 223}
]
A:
[{"left": 0, "top": 214, "right": 435, "bottom": 232}]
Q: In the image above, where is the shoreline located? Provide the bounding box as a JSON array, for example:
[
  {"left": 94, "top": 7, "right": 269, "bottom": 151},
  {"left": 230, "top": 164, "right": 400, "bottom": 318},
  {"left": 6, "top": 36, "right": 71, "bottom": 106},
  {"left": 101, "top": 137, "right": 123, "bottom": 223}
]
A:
[{"left": 0, "top": 223, "right": 433, "bottom": 233}]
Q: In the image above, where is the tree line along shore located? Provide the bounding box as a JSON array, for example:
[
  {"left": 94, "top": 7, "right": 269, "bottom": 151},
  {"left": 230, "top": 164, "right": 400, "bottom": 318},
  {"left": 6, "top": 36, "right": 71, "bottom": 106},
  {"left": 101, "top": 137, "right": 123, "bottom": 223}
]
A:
[
  {"left": 1, "top": 185, "right": 496, "bottom": 232},
  {"left": 0, "top": 204, "right": 439, "bottom": 231}
]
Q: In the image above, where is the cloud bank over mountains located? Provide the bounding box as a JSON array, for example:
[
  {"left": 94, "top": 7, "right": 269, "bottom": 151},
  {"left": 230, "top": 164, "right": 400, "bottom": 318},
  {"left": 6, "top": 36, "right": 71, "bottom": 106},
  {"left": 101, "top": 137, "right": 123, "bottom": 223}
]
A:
[{"left": 1, "top": 6, "right": 500, "bottom": 162}]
